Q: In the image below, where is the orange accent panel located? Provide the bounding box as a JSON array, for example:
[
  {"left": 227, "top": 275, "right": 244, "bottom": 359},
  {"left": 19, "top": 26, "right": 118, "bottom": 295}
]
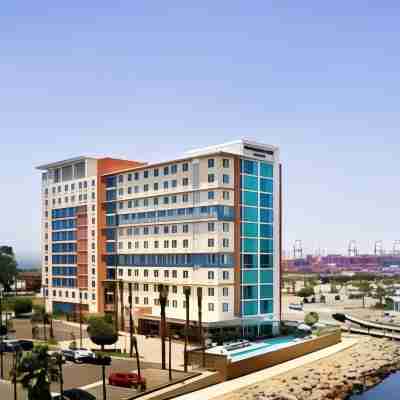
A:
[
  {"left": 96, "top": 158, "right": 145, "bottom": 313},
  {"left": 233, "top": 156, "right": 241, "bottom": 317}
]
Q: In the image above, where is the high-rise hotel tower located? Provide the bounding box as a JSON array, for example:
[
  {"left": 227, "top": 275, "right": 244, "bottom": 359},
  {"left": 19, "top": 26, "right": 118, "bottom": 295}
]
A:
[{"left": 37, "top": 140, "right": 281, "bottom": 336}]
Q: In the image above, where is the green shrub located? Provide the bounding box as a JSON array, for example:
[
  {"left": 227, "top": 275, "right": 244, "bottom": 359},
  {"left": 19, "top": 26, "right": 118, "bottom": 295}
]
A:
[
  {"left": 14, "top": 297, "right": 33, "bottom": 316},
  {"left": 304, "top": 311, "right": 319, "bottom": 327}
]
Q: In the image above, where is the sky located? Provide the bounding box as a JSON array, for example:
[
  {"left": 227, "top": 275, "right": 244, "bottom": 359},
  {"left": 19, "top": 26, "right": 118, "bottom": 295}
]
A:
[{"left": 1, "top": 1, "right": 400, "bottom": 266}]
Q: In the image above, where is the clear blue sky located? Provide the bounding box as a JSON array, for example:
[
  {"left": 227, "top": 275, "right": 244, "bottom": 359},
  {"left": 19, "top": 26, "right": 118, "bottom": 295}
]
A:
[{"left": 1, "top": 1, "right": 400, "bottom": 265}]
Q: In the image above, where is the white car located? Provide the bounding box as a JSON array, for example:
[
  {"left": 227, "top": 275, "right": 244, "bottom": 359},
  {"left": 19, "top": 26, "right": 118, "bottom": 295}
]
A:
[{"left": 62, "top": 348, "right": 95, "bottom": 363}]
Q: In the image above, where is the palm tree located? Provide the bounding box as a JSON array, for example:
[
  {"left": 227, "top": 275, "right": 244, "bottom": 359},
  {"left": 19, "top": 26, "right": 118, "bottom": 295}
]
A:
[
  {"left": 183, "top": 287, "right": 190, "bottom": 372},
  {"left": 131, "top": 336, "right": 141, "bottom": 379},
  {"left": 15, "top": 344, "right": 59, "bottom": 400},
  {"left": 159, "top": 285, "right": 168, "bottom": 370},
  {"left": 196, "top": 287, "right": 205, "bottom": 368}
]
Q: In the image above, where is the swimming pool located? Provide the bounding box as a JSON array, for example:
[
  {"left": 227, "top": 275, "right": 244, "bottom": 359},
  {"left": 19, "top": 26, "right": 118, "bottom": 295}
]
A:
[{"left": 227, "top": 336, "right": 298, "bottom": 362}]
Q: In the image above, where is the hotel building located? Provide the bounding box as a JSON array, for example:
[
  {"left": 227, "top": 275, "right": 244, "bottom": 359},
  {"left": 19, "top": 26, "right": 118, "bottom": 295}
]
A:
[{"left": 37, "top": 140, "right": 281, "bottom": 336}]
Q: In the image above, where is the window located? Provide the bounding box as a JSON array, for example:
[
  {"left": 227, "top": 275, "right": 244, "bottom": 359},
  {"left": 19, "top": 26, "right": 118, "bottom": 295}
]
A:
[
  {"left": 163, "top": 166, "right": 169, "bottom": 175},
  {"left": 154, "top": 226, "right": 159, "bottom": 234},
  {"left": 183, "top": 270, "right": 189, "bottom": 279},
  {"left": 208, "top": 159, "right": 215, "bottom": 168},
  {"left": 171, "top": 179, "right": 177, "bottom": 188},
  {"left": 154, "top": 270, "right": 159, "bottom": 278},
  {"left": 182, "top": 194, "right": 189, "bottom": 202},
  {"left": 208, "top": 174, "right": 215, "bottom": 183},
  {"left": 144, "top": 241, "right": 149, "bottom": 249},
  {"left": 163, "top": 196, "right": 169, "bottom": 204},
  {"left": 163, "top": 181, "right": 169, "bottom": 189},
  {"left": 128, "top": 269, "right": 132, "bottom": 276},
  {"left": 144, "top": 170, "right": 149, "bottom": 178},
  {"left": 135, "top": 297, "right": 139, "bottom": 304},
  {"left": 183, "top": 239, "right": 189, "bottom": 248},
  {"left": 208, "top": 222, "right": 215, "bottom": 232},
  {"left": 182, "top": 224, "right": 189, "bottom": 233},
  {"left": 172, "top": 285, "right": 177, "bottom": 293},
  {"left": 222, "top": 159, "right": 230, "bottom": 168},
  {"left": 144, "top": 269, "right": 148, "bottom": 277},
  {"left": 118, "top": 268, "right": 123, "bottom": 277},
  {"left": 143, "top": 284, "right": 149, "bottom": 291},
  {"left": 222, "top": 303, "right": 229, "bottom": 312},
  {"left": 172, "top": 300, "right": 178, "bottom": 308},
  {"left": 182, "top": 177, "right": 189, "bottom": 186},
  {"left": 172, "top": 240, "right": 177, "bottom": 248},
  {"left": 164, "top": 240, "right": 169, "bottom": 248},
  {"left": 164, "top": 270, "right": 169, "bottom": 278},
  {"left": 135, "top": 269, "right": 139, "bottom": 276},
  {"left": 208, "top": 271, "right": 215, "bottom": 279},
  {"left": 172, "top": 270, "right": 177, "bottom": 278},
  {"left": 118, "top": 175, "right": 123, "bottom": 183},
  {"left": 208, "top": 191, "right": 214, "bottom": 200},
  {"left": 223, "top": 222, "right": 229, "bottom": 232},
  {"left": 171, "top": 225, "right": 177, "bottom": 233},
  {"left": 208, "top": 238, "right": 215, "bottom": 247},
  {"left": 154, "top": 241, "right": 159, "bottom": 248},
  {"left": 144, "top": 184, "right": 149, "bottom": 192},
  {"left": 153, "top": 182, "right": 159, "bottom": 191},
  {"left": 208, "top": 287, "right": 214, "bottom": 296},
  {"left": 223, "top": 238, "right": 229, "bottom": 248},
  {"left": 208, "top": 303, "right": 214, "bottom": 311},
  {"left": 171, "top": 195, "right": 177, "bottom": 203},
  {"left": 127, "top": 173, "right": 132, "bottom": 181},
  {"left": 144, "top": 297, "right": 149, "bottom": 305},
  {"left": 154, "top": 197, "right": 159, "bottom": 205},
  {"left": 163, "top": 225, "right": 169, "bottom": 234},
  {"left": 222, "top": 271, "right": 229, "bottom": 280},
  {"left": 223, "top": 174, "right": 230, "bottom": 184},
  {"left": 223, "top": 287, "right": 229, "bottom": 296},
  {"left": 154, "top": 168, "right": 159, "bottom": 177},
  {"left": 171, "top": 164, "right": 177, "bottom": 174},
  {"left": 134, "top": 172, "right": 139, "bottom": 180}
]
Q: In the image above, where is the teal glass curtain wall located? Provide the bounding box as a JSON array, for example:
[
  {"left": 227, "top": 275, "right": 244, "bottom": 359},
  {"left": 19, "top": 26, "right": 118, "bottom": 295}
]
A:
[{"left": 240, "top": 158, "right": 274, "bottom": 317}]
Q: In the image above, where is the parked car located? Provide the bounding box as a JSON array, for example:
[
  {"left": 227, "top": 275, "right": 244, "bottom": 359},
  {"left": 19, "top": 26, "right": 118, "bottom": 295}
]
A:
[
  {"left": 16, "top": 340, "right": 34, "bottom": 351},
  {"left": 61, "top": 348, "right": 95, "bottom": 363},
  {"left": 289, "top": 303, "right": 303, "bottom": 311},
  {"left": 109, "top": 372, "right": 146, "bottom": 389},
  {"left": 0, "top": 340, "right": 23, "bottom": 353},
  {"left": 85, "top": 354, "right": 112, "bottom": 366},
  {"left": 52, "top": 388, "right": 96, "bottom": 400}
]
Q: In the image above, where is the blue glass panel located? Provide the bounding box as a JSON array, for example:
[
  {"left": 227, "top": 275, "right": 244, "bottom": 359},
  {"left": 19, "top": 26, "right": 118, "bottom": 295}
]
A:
[
  {"left": 260, "top": 269, "right": 273, "bottom": 283},
  {"left": 243, "top": 270, "right": 258, "bottom": 284},
  {"left": 242, "top": 285, "right": 258, "bottom": 299},
  {"left": 260, "top": 193, "right": 273, "bottom": 208},
  {"left": 242, "top": 223, "right": 258, "bottom": 237},
  {"left": 242, "top": 254, "right": 258, "bottom": 268},
  {"left": 106, "top": 202, "right": 116, "bottom": 214},
  {"left": 260, "top": 239, "right": 273, "bottom": 253},
  {"left": 242, "top": 190, "right": 258, "bottom": 206},
  {"left": 260, "top": 224, "right": 273, "bottom": 238},
  {"left": 243, "top": 238, "right": 258, "bottom": 252},
  {"left": 260, "top": 284, "right": 274, "bottom": 298},
  {"left": 243, "top": 175, "right": 258, "bottom": 191},
  {"left": 260, "top": 163, "right": 273, "bottom": 178},
  {"left": 242, "top": 207, "right": 258, "bottom": 222},
  {"left": 243, "top": 301, "right": 258, "bottom": 315},
  {"left": 106, "top": 176, "right": 117, "bottom": 188},
  {"left": 260, "top": 178, "right": 273, "bottom": 193},
  {"left": 260, "top": 299, "right": 273, "bottom": 314},
  {"left": 260, "top": 254, "right": 273, "bottom": 268},
  {"left": 260, "top": 209, "right": 273, "bottom": 223},
  {"left": 106, "top": 190, "right": 117, "bottom": 201},
  {"left": 241, "top": 159, "right": 258, "bottom": 175}
]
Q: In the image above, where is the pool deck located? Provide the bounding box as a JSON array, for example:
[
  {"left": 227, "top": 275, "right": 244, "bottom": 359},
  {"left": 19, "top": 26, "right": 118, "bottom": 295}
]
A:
[{"left": 176, "top": 335, "right": 359, "bottom": 400}]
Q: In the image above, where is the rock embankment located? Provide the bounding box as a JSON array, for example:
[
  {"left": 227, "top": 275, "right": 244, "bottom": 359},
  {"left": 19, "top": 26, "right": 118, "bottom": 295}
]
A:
[{"left": 219, "top": 337, "right": 400, "bottom": 400}]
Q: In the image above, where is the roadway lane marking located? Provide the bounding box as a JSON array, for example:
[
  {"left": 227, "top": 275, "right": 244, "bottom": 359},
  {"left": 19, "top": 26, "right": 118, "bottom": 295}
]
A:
[{"left": 80, "top": 381, "right": 103, "bottom": 390}]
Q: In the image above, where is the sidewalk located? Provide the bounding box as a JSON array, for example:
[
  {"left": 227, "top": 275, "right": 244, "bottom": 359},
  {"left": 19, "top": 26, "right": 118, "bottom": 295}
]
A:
[{"left": 175, "top": 336, "right": 359, "bottom": 400}]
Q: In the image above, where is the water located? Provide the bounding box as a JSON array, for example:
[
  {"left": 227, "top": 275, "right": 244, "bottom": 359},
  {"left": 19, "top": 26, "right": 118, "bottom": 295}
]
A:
[
  {"left": 228, "top": 336, "right": 297, "bottom": 362},
  {"left": 350, "top": 372, "right": 400, "bottom": 399}
]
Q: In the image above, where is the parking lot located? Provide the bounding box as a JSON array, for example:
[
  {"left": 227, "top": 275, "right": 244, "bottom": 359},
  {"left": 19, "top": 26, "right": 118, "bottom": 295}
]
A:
[{"left": 0, "top": 352, "right": 195, "bottom": 400}]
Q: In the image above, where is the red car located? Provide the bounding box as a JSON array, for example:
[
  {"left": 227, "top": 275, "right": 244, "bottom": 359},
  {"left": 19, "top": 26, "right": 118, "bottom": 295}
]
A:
[{"left": 108, "top": 372, "right": 146, "bottom": 389}]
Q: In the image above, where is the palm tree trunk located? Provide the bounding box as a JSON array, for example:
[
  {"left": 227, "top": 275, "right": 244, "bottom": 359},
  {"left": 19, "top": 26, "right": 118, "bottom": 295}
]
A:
[
  {"left": 101, "top": 345, "right": 106, "bottom": 400},
  {"left": 184, "top": 289, "right": 190, "bottom": 373},
  {"left": 133, "top": 339, "right": 141, "bottom": 379},
  {"left": 128, "top": 283, "right": 133, "bottom": 357}
]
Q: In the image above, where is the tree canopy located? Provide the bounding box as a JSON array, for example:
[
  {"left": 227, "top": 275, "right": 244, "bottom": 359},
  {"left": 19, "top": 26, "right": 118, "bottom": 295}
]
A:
[
  {"left": 0, "top": 249, "right": 18, "bottom": 291},
  {"left": 296, "top": 286, "right": 315, "bottom": 298},
  {"left": 87, "top": 315, "right": 118, "bottom": 347}
]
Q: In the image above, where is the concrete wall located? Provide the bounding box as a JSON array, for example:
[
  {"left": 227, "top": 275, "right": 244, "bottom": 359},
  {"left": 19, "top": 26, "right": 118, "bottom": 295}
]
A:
[{"left": 189, "top": 330, "right": 342, "bottom": 381}]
